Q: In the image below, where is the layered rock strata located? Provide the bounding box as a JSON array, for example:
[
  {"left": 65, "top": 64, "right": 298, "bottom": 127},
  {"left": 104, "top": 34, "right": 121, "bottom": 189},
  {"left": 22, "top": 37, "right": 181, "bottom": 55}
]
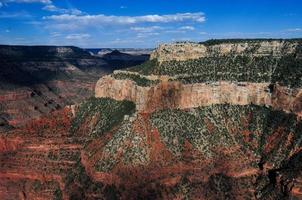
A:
[
  {"left": 95, "top": 74, "right": 302, "bottom": 117},
  {"left": 151, "top": 40, "right": 302, "bottom": 62}
]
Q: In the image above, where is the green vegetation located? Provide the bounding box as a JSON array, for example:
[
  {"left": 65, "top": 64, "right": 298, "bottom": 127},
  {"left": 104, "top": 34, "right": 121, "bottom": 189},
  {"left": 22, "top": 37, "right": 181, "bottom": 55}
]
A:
[
  {"left": 161, "top": 56, "right": 274, "bottom": 82},
  {"left": 112, "top": 72, "right": 159, "bottom": 87},
  {"left": 47, "top": 151, "right": 80, "bottom": 162},
  {"left": 95, "top": 117, "right": 149, "bottom": 172},
  {"left": 65, "top": 161, "right": 91, "bottom": 188},
  {"left": 151, "top": 105, "right": 302, "bottom": 167},
  {"left": 200, "top": 38, "right": 302, "bottom": 46},
  {"left": 47, "top": 151, "right": 59, "bottom": 161},
  {"left": 53, "top": 188, "right": 63, "bottom": 200},
  {"left": 127, "top": 55, "right": 302, "bottom": 88},
  {"left": 125, "top": 39, "right": 302, "bottom": 88},
  {"left": 127, "top": 59, "right": 158, "bottom": 75},
  {"left": 70, "top": 97, "right": 136, "bottom": 138},
  {"left": 32, "top": 180, "right": 42, "bottom": 192},
  {"left": 64, "top": 159, "right": 117, "bottom": 199},
  {"left": 159, "top": 55, "right": 301, "bottom": 87},
  {"left": 272, "top": 55, "right": 302, "bottom": 88}
]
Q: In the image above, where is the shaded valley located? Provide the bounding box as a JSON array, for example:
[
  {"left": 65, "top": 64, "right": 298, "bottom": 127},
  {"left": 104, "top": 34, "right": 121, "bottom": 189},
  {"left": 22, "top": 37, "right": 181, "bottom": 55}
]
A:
[{"left": 0, "top": 45, "right": 149, "bottom": 131}]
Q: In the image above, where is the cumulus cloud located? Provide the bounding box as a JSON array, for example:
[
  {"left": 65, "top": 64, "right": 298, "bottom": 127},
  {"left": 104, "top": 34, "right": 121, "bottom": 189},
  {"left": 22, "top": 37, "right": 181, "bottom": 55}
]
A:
[
  {"left": 42, "top": 4, "right": 82, "bottom": 15},
  {"left": 44, "top": 12, "right": 206, "bottom": 27}
]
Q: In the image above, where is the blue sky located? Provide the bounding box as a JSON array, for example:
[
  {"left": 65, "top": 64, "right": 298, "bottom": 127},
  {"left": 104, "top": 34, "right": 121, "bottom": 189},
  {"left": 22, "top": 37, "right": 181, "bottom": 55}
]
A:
[{"left": 0, "top": 0, "right": 301, "bottom": 48}]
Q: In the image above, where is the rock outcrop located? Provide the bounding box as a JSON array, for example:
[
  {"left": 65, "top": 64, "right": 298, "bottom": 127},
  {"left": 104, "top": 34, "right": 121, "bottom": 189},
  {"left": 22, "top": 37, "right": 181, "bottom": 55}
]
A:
[
  {"left": 95, "top": 74, "right": 302, "bottom": 117},
  {"left": 151, "top": 40, "right": 302, "bottom": 62}
]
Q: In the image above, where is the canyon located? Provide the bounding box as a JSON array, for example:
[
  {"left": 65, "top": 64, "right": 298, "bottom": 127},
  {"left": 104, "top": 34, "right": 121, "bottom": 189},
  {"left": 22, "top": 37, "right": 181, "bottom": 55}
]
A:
[
  {"left": 0, "top": 45, "right": 149, "bottom": 131},
  {"left": 0, "top": 39, "right": 302, "bottom": 199}
]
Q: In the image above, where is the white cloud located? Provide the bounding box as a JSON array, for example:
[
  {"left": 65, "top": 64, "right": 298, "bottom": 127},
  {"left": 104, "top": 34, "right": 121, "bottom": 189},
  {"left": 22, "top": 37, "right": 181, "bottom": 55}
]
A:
[
  {"left": 179, "top": 26, "right": 195, "bottom": 31},
  {"left": 130, "top": 26, "right": 163, "bottom": 33},
  {"left": 108, "top": 38, "right": 144, "bottom": 45},
  {"left": 65, "top": 33, "right": 90, "bottom": 40},
  {"left": 2, "top": 0, "right": 83, "bottom": 15},
  {"left": 43, "top": 4, "right": 61, "bottom": 11},
  {"left": 120, "top": 6, "right": 127, "bottom": 9},
  {"left": 136, "top": 32, "right": 160, "bottom": 38},
  {"left": 44, "top": 12, "right": 206, "bottom": 27},
  {"left": 50, "top": 32, "right": 62, "bottom": 37},
  {"left": 164, "top": 30, "right": 186, "bottom": 34},
  {"left": 42, "top": 4, "right": 82, "bottom": 15},
  {"left": 2, "top": 0, "right": 52, "bottom": 4}
]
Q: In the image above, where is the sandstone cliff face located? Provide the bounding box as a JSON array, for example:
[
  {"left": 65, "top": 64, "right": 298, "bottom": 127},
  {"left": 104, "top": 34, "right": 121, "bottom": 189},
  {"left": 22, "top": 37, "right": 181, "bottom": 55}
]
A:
[
  {"left": 150, "top": 40, "right": 301, "bottom": 62},
  {"left": 95, "top": 75, "right": 302, "bottom": 117}
]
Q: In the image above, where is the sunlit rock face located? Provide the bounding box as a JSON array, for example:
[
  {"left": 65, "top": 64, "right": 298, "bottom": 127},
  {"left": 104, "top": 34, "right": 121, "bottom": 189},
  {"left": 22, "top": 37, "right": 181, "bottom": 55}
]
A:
[
  {"left": 1, "top": 39, "right": 302, "bottom": 200},
  {"left": 95, "top": 74, "right": 302, "bottom": 117},
  {"left": 151, "top": 40, "right": 302, "bottom": 62}
]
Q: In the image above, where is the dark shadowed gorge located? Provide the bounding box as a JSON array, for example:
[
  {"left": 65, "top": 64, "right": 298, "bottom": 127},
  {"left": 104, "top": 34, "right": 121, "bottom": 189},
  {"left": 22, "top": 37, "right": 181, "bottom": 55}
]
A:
[{"left": 0, "top": 45, "right": 149, "bottom": 131}]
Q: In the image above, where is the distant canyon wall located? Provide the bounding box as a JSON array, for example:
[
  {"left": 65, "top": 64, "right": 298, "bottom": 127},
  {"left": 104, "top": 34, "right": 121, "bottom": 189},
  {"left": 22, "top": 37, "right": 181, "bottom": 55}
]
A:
[
  {"left": 95, "top": 75, "right": 302, "bottom": 118},
  {"left": 150, "top": 40, "right": 302, "bottom": 62}
]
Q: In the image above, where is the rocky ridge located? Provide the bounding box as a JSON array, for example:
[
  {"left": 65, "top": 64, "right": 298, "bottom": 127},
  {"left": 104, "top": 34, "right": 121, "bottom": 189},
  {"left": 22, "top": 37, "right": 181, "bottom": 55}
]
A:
[{"left": 150, "top": 39, "right": 302, "bottom": 62}]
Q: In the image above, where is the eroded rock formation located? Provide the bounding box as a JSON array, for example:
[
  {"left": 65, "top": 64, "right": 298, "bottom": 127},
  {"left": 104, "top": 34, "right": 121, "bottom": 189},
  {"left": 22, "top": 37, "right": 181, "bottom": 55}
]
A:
[
  {"left": 95, "top": 75, "right": 302, "bottom": 117},
  {"left": 151, "top": 40, "right": 302, "bottom": 62},
  {"left": 1, "top": 39, "right": 302, "bottom": 199}
]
